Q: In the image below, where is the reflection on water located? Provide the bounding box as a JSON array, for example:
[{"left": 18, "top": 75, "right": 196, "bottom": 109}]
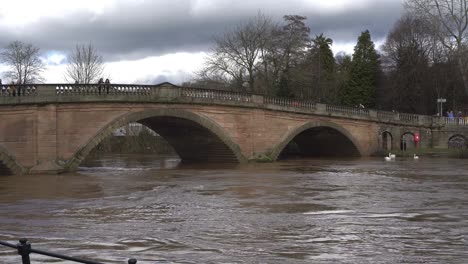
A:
[{"left": 1, "top": 155, "right": 468, "bottom": 263}]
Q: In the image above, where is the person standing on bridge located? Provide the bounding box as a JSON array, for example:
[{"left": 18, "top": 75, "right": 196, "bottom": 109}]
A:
[
  {"left": 105, "top": 78, "right": 110, "bottom": 94},
  {"left": 97, "top": 78, "right": 103, "bottom": 95},
  {"left": 9, "top": 81, "right": 17, "bottom": 97}
]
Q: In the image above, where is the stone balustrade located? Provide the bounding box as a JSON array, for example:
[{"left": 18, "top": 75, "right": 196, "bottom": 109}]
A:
[
  {"left": 180, "top": 87, "right": 251, "bottom": 102},
  {"left": 55, "top": 84, "right": 153, "bottom": 95},
  {"left": 442, "top": 116, "right": 468, "bottom": 126},
  {"left": 377, "top": 110, "right": 397, "bottom": 121},
  {"left": 0, "top": 83, "right": 461, "bottom": 128},
  {"left": 326, "top": 104, "right": 370, "bottom": 117},
  {"left": 263, "top": 96, "right": 317, "bottom": 110}
]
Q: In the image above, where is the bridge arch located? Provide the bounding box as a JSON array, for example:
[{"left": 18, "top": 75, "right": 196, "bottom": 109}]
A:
[
  {"left": 0, "top": 144, "right": 26, "bottom": 175},
  {"left": 448, "top": 134, "right": 467, "bottom": 149},
  {"left": 271, "top": 121, "right": 363, "bottom": 160},
  {"left": 65, "top": 108, "right": 247, "bottom": 170},
  {"left": 400, "top": 132, "right": 415, "bottom": 150},
  {"left": 381, "top": 131, "right": 393, "bottom": 151}
]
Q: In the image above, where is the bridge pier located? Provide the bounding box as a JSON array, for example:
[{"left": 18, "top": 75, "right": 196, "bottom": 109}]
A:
[
  {"left": 30, "top": 104, "right": 64, "bottom": 174},
  {"left": 29, "top": 161, "right": 65, "bottom": 174}
]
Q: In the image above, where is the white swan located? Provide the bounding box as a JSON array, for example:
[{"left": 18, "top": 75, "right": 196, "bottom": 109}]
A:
[
  {"left": 384, "top": 156, "right": 391, "bottom": 161},
  {"left": 414, "top": 154, "right": 419, "bottom": 160},
  {"left": 390, "top": 153, "right": 396, "bottom": 159}
]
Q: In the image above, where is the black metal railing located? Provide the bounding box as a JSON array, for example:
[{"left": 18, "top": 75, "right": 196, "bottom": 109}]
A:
[{"left": 0, "top": 239, "right": 137, "bottom": 264}]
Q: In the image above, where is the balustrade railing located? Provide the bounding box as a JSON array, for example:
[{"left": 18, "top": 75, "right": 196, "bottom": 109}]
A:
[
  {"left": 0, "top": 85, "right": 38, "bottom": 97},
  {"left": 55, "top": 84, "right": 153, "bottom": 95},
  {"left": 0, "top": 239, "right": 136, "bottom": 264},
  {"left": 377, "top": 110, "right": 397, "bottom": 120},
  {"left": 263, "top": 96, "right": 317, "bottom": 110},
  {"left": 398, "top": 113, "right": 419, "bottom": 123},
  {"left": 0, "top": 84, "right": 154, "bottom": 97},
  {"left": 180, "top": 87, "right": 252, "bottom": 102},
  {"left": 0, "top": 83, "right": 457, "bottom": 127},
  {"left": 443, "top": 116, "right": 468, "bottom": 126},
  {"left": 326, "top": 104, "right": 370, "bottom": 117}
]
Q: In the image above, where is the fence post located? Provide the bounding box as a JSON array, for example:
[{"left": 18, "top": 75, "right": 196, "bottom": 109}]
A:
[{"left": 17, "top": 238, "right": 31, "bottom": 264}]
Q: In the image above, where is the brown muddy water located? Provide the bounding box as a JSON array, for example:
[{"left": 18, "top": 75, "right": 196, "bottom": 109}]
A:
[{"left": 0, "top": 154, "right": 467, "bottom": 263}]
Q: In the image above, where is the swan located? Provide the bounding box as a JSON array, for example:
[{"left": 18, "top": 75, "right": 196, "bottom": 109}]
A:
[
  {"left": 390, "top": 153, "right": 396, "bottom": 159},
  {"left": 414, "top": 154, "right": 419, "bottom": 160},
  {"left": 384, "top": 156, "right": 391, "bottom": 161}
]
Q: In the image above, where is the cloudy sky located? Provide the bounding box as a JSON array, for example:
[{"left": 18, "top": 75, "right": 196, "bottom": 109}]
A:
[{"left": 0, "top": 0, "right": 404, "bottom": 84}]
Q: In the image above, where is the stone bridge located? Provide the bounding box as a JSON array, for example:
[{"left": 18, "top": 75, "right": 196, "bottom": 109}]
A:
[{"left": 0, "top": 82, "right": 466, "bottom": 175}]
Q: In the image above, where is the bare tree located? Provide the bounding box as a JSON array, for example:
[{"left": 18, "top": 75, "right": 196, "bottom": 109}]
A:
[
  {"left": 405, "top": 0, "right": 468, "bottom": 95},
  {"left": 201, "top": 12, "right": 273, "bottom": 92},
  {"left": 1, "top": 41, "right": 45, "bottom": 84},
  {"left": 65, "top": 44, "right": 105, "bottom": 84},
  {"left": 381, "top": 15, "right": 434, "bottom": 113}
]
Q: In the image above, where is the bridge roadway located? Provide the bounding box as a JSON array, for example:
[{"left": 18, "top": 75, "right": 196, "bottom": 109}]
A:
[{"left": 0, "top": 82, "right": 466, "bottom": 175}]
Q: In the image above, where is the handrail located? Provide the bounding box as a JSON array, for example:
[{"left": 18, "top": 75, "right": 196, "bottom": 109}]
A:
[
  {"left": 0, "top": 239, "right": 137, "bottom": 264},
  {"left": 180, "top": 87, "right": 252, "bottom": 102},
  {"left": 326, "top": 104, "right": 370, "bottom": 117},
  {"left": 442, "top": 116, "right": 468, "bottom": 126},
  {"left": 0, "top": 82, "right": 457, "bottom": 128},
  {"left": 263, "top": 96, "right": 317, "bottom": 110}
]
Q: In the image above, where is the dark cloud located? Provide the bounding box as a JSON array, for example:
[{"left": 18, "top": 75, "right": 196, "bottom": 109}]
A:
[
  {"left": 0, "top": 0, "right": 403, "bottom": 62},
  {"left": 307, "top": 1, "right": 404, "bottom": 45},
  {"left": 135, "top": 70, "right": 193, "bottom": 85}
]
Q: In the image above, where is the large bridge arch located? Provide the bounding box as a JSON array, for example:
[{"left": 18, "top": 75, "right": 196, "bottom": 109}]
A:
[
  {"left": 271, "top": 121, "right": 364, "bottom": 160},
  {"left": 65, "top": 108, "right": 247, "bottom": 171},
  {"left": 0, "top": 144, "right": 26, "bottom": 175}
]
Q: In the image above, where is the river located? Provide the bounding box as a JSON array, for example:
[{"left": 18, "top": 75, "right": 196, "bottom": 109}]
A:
[{"left": 0, "top": 154, "right": 467, "bottom": 263}]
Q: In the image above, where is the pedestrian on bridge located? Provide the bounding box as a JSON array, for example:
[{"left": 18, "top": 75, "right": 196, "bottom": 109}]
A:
[
  {"left": 9, "top": 81, "right": 17, "bottom": 97},
  {"left": 105, "top": 78, "right": 110, "bottom": 94},
  {"left": 97, "top": 78, "right": 104, "bottom": 95}
]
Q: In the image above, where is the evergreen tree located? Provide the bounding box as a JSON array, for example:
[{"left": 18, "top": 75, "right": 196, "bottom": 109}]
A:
[
  {"left": 272, "top": 15, "right": 310, "bottom": 98},
  {"left": 277, "top": 73, "right": 294, "bottom": 97},
  {"left": 342, "top": 30, "right": 380, "bottom": 107},
  {"left": 309, "top": 34, "right": 336, "bottom": 102}
]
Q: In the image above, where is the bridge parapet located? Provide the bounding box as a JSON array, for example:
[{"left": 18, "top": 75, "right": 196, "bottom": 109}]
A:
[
  {"left": 0, "top": 82, "right": 452, "bottom": 128},
  {"left": 0, "top": 83, "right": 156, "bottom": 97},
  {"left": 326, "top": 104, "right": 370, "bottom": 117},
  {"left": 56, "top": 84, "right": 153, "bottom": 95},
  {"left": 441, "top": 117, "right": 468, "bottom": 126},
  {"left": 180, "top": 87, "right": 252, "bottom": 102},
  {"left": 398, "top": 112, "right": 419, "bottom": 123},
  {"left": 263, "top": 96, "right": 317, "bottom": 111}
]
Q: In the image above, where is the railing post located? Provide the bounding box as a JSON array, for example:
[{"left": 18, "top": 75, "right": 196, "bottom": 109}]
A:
[
  {"left": 252, "top": 94, "right": 263, "bottom": 105},
  {"left": 36, "top": 85, "right": 57, "bottom": 97},
  {"left": 17, "top": 238, "right": 31, "bottom": 264},
  {"left": 128, "top": 258, "right": 137, "bottom": 264},
  {"left": 316, "top": 103, "right": 327, "bottom": 115},
  {"left": 154, "top": 83, "right": 180, "bottom": 101}
]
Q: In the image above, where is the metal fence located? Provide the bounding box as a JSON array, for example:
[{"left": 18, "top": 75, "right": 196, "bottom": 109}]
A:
[{"left": 0, "top": 239, "right": 137, "bottom": 264}]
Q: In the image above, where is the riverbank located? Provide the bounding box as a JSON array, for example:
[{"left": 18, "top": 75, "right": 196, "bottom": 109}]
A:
[
  {"left": 89, "top": 130, "right": 176, "bottom": 155},
  {"left": 377, "top": 148, "right": 468, "bottom": 159}
]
